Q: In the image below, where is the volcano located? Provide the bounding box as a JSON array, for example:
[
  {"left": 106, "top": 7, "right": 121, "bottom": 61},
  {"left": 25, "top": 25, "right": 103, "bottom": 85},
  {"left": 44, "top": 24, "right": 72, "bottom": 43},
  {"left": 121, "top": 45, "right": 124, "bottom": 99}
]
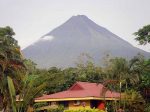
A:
[{"left": 23, "top": 15, "right": 150, "bottom": 68}]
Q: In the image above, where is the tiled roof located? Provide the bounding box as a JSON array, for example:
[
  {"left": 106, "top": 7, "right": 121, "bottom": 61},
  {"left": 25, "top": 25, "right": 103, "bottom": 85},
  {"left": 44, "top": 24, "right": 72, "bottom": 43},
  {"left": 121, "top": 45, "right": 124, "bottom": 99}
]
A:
[{"left": 36, "top": 82, "right": 120, "bottom": 100}]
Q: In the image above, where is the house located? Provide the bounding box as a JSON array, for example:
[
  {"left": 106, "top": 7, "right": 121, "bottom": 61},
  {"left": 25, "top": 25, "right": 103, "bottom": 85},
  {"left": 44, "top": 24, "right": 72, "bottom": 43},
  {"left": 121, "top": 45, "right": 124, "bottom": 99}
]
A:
[{"left": 35, "top": 82, "right": 120, "bottom": 110}]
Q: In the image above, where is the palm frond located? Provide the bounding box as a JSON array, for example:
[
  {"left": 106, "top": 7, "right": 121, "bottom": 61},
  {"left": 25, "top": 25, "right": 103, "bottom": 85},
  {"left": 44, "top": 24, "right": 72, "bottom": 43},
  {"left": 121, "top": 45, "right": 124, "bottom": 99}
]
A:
[{"left": 7, "top": 76, "right": 17, "bottom": 112}]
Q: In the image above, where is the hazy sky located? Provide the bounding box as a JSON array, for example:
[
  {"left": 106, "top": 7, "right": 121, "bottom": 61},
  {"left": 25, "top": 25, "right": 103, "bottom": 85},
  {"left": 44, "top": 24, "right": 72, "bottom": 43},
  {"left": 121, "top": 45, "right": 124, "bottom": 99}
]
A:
[{"left": 0, "top": 0, "right": 150, "bottom": 52}]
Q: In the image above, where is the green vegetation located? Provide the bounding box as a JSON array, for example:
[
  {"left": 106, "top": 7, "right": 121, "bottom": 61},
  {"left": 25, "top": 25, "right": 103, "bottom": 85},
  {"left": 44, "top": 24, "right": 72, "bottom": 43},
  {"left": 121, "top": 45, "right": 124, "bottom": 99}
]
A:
[
  {"left": 0, "top": 27, "right": 51, "bottom": 111},
  {"left": 35, "top": 105, "right": 64, "bottom": 112},
  {"left": 64, "top": 108, "right": 105, "bottom": 112},
  {"left": 0, "top": 26, "right": 26, "bottom": 111},
  {"left": 0, "top": 26, "right": 150, "bottom": 111},
  {"left": 134, "top": 24, "right": 150, "bottom": 45},
  {"left": 47, "top": 106, "right": 64, "bottom": 112}
]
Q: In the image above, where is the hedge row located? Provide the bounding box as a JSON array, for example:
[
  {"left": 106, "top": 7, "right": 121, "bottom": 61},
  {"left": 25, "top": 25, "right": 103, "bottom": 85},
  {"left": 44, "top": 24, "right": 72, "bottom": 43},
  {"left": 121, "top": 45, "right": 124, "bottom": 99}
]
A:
[{"left": 64, "top": 108, "right": 105, "bottom": 112}]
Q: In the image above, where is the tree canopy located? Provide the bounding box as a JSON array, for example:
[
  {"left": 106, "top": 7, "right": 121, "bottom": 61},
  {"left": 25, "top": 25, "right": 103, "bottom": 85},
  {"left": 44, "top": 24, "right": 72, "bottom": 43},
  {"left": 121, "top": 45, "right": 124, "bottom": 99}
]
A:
[
  {"left": 0, "top": 26, "right": 26, "bottom": 111},
  {"left": 134, "top": 25, "right": 150, "bottom": 45},
  {"left": 0, "top": 26, "right": 150, "bottom": 112}
]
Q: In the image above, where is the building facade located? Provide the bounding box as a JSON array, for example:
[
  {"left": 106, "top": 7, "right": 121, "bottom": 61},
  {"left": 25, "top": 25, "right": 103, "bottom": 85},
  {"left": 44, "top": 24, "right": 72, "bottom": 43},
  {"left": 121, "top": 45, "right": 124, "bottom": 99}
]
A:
[{"left": 35, "top": 82, "right": 120, "bottom": 110}]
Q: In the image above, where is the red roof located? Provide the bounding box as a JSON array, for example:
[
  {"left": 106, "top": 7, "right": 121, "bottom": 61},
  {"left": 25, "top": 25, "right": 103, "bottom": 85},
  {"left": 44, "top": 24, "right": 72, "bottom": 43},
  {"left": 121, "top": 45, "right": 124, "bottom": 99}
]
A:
[{"left": 36, "top": 82, "right": 120, "bottom": 100}]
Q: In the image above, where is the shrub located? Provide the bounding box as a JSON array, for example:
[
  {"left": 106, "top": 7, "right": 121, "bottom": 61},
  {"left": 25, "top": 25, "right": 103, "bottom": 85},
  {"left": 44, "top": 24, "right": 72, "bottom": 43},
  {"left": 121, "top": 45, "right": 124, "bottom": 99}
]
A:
[
  {"left": 144, "top": 103, "right": 150, "bottom": 112},
  {"left": 34, "top": 105, "right": 64, "bottom": 112},
  {"left": 33, "top": 102, "right": 48, "bottom": 109},
  {"left": 64, "top": 108, "right": 105, "bottom": 112},
  {"left": 47, "top": 106, "right": 64, "bottom": 112}
]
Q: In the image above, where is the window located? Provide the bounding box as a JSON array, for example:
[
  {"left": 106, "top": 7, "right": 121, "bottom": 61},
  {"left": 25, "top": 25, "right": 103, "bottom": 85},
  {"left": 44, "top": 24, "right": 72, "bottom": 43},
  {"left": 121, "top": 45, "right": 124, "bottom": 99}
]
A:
[
  {"left": 51, "top": 102, "right": 57, "bottom": 105},
  {"left": 73, "top": 100, "right": 80, "bottom": 105}
]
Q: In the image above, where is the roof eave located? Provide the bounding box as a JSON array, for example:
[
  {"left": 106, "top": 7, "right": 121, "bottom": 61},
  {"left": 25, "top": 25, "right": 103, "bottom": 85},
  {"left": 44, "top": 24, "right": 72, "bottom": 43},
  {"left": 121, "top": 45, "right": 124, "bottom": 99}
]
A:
[{"left": 35, "top": 97, "right": 120, "bottom": 102}]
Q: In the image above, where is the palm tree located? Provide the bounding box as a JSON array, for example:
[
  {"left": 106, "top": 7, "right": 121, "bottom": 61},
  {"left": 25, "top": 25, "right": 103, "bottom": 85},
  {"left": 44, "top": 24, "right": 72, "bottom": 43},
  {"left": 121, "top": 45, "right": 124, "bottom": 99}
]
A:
[
  {"left": 12, "top": 74, "right": 48, "bottom": 112},
  {"left": 104, "top": 57, "right": 143, "bottom": 91},
  {"left": 102, "top": 56, "right": 145, "bottom": 111}
]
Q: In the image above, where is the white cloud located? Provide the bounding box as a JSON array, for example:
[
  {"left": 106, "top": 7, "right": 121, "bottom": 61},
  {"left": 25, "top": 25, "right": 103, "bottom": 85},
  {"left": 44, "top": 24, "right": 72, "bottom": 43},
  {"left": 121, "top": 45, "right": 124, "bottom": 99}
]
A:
[{"left": 41, "top": 36, "right": 54, "bottom": 41}]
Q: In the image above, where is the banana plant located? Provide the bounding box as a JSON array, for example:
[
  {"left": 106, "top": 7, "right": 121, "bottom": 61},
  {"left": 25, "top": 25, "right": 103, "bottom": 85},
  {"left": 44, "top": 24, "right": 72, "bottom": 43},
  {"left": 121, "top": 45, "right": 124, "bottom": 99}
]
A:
[{"left": 5, "top": 74, "right": 48, "bottom": 112}]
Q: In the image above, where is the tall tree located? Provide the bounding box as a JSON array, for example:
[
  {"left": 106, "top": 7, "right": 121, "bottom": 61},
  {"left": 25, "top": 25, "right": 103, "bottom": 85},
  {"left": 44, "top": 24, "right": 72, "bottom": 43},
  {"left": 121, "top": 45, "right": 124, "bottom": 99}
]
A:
[
  {"left": 103, "top": 57, "right": 143, "bottom": 91},
  {"left": 134, "top": 25, "right": 150, "bottom": 45},
  {"left": 0, "top": 26, "right": 26, "bottom": 111}
]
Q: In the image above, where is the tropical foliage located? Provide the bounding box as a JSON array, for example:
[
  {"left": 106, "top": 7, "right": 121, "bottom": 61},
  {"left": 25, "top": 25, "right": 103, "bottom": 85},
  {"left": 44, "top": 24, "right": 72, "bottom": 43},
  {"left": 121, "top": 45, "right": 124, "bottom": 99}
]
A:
[
  {"left": 0, "top": 26, "right": 150, "bottom": 111},
  {"left": 0, "top": 26, "right": 26, "bottom": 111},
  {"left": 134, "top": 24, "right": 150, "bottom": 45},
  {"left": 64, "top": 108, "right": 105, "bottom": 112},
  {"left": 0, "top": 27, "right": 48, "bottom": 111}
]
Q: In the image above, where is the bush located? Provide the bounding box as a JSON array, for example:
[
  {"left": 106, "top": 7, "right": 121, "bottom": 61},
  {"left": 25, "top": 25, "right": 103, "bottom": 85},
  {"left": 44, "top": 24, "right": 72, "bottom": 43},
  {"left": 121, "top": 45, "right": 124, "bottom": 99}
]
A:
[
  {"left": 34, "top": 105, "right": 64, "bottom": 112},
  {"left": 33, "top": 102, "right": 49, "bottom": 109},
  {"left": 144, "top": 103, "right": 150, "bottom": 112},
  {"left": 124, "top": 89, "right": 145, "bottom": 112},
  {"left": 47, "top": 106, "right": 64, "bottom": 112},
  {"left": 64, "top": 108, "right": 105, "bottom": 112}
]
